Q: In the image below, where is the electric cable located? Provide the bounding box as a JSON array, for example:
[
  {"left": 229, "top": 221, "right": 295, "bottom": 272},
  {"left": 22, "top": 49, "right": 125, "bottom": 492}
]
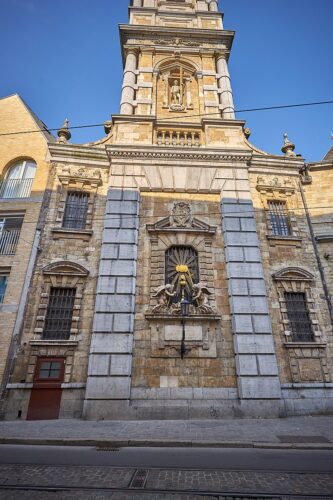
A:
[{"left": 0, "top": 99, "right": 332, "bottom": 137}]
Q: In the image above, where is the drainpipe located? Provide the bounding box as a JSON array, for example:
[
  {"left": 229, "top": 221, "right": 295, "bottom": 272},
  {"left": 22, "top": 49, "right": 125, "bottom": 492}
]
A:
[
  {"left": 299, "top": 178, "right": 333, "bottom": 325},
  {"left": 0, "top": 228, "right": 41, "bottom": 416}
]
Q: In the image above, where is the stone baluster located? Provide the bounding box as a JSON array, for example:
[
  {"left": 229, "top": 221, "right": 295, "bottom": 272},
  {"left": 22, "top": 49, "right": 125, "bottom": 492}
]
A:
[
  {"left": 216, "top": 53, "right": 235, "bottom": 119},
  {"left": 120, "top": 49, "right": 138, "bottom": 115}
]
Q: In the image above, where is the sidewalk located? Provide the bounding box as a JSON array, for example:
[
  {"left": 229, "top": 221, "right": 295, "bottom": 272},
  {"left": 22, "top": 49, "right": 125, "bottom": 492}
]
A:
[{"left": 1, "top": 415, "right": 333, "bottom": 449}]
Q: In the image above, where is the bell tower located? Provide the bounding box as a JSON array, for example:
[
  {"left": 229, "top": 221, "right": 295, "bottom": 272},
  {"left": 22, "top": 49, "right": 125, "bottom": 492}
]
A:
[{"left": 118, "top": 0, "right": 235, "bottom": 125}]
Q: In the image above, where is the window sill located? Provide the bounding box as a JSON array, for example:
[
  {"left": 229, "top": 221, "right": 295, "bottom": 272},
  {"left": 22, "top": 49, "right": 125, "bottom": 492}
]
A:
[
  {"left": 29, "top": 339, "right": 79, "bottom": 347},
  {"left": 284, "top": 341, "right": 326, "bottom": 348},
  {"left": 266, "top": 235, "right": 302, "bottom": 247},
  {"left": 51, "top": 228, "right": 93, "bottom": 241}
]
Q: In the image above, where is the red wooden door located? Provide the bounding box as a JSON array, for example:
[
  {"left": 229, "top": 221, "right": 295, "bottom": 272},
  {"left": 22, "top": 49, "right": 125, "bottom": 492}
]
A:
[{"left": 27, "top": 357, "right": 65, "bottom": 420}]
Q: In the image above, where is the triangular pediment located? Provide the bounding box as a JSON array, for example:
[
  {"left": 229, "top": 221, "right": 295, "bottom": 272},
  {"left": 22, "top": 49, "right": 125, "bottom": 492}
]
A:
[{"left": 147, "top": 202, "right": 216, "bottom": 234}]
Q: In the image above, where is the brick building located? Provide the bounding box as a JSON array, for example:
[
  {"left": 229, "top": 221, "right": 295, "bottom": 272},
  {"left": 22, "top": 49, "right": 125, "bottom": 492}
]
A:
[{"left": 1, "top": 0, "right": 333, "bottom": 420}]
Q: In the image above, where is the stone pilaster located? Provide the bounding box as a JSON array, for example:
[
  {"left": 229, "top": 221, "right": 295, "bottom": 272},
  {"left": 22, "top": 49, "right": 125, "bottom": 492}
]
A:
[
  {"left": 83, "top": 188, "right": 139, "bottom": 419},
  {"left": 216, "top": 54, "right": 235, "bottom": 119},
  {"left": 221, "top": 170, "right": 281, "bottom": 403},
  {"left": 120, "top": 49, "right": 138, "bottom": 115}
]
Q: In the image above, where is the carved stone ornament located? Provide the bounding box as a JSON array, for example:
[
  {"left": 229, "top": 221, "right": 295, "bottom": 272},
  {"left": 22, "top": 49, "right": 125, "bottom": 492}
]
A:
[
  {"left": 57, "top": 165, "right": 102, "bottom": 185},
  {"left": 146, "top": 202, "right": 216, "bottom": 234},
  {"left": 171, "top": 202, "right": 192, "bottom": 227},
  {"left": 256, "top": 175, "right": 295, "bottom": 196}
]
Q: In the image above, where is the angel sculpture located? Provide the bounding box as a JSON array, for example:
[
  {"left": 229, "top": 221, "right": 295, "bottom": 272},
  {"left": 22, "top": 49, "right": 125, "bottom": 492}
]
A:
[
  {"left": 151, "top": 283, "right": 176, "bottom": 313},
  {"left": 192, "top": 282, "right": 214, "bottom": 314}
]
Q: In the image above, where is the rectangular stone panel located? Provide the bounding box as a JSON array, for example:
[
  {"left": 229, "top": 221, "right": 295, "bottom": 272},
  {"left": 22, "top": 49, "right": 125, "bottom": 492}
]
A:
[
  {"left": 224, "top": 232, "right": 259, "bottom": 247},
  {"left": 110, "top": 354, "right": 132, "bottom": 376},
  {"left": 95, "top": 294, "right": 135, "bottom": 313},
  {"left": 234, "top": 334, "right": 276, "bottom": 354},
  {"left": 237, "top": 355, "right": 258, "bottom": 376},
  {"left": 90, "top": 333, "right": 133, "bottom": 354},
  {"left": 232, "top": 296, "right": 269, "bottom": 315},
  {"left": 257, "top": 355, "right": 279, "bottom": 376},
  {"left": 88, "top": 355, "right": 110, "bottom": 376},
  {"left": 228, "top": 262, "right": 264, "bottom": 279},
  {"left": 103, "top": 228, "right": 138, "bottom": 244},
  {"left": 85, "top": 377, "right": 131, "bottom": 399},
  {"left": 239, "top": 377, "right": 281, "bottom": 399}
]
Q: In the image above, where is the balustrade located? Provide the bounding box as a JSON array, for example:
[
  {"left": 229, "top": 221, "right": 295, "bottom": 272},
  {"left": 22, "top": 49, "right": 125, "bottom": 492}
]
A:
[
  {"left": 0, "top": 228, "right": 21, "bottom": 255},
  {"left": 0, "top": 178, "right": 34, "bottom": 198},
  {"left": 156, "top": 130, "right": 201, "bottom": 147}
]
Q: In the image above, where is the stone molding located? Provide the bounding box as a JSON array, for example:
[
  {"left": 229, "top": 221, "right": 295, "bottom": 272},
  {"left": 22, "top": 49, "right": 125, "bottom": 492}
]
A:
[{"left": 107, "top": 147, "right": 250, "bottom": 162}]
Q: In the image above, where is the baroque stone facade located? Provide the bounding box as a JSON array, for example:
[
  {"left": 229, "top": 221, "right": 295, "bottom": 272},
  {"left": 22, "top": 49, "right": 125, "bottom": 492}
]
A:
[{"left": 1, "top": 0, "right": 333, "bottom": 420}]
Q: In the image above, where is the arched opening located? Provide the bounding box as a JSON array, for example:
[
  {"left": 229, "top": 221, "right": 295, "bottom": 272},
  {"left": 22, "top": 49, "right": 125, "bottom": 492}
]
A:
[
  {"left": 165, "top": 245, "right": 199, "bottom": 302},
  {"left": 0, "top": 159, "right": 37, "bottom": 198}
]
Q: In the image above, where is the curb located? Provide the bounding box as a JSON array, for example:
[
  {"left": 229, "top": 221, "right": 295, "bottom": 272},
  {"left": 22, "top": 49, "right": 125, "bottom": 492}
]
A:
[{"left": 1, "top": 438, "right": 333, "bottom": 450}]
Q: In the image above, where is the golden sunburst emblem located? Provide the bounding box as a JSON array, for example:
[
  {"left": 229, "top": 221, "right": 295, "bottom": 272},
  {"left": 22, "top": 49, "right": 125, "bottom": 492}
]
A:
[{"left": 176, "top": 264, "right": 189, "bottom": 273}]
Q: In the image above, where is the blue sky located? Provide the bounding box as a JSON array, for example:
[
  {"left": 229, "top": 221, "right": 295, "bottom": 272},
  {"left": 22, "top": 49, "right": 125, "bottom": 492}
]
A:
[{"left": 0, "top": 0, "right": 332, "bottom": 161}]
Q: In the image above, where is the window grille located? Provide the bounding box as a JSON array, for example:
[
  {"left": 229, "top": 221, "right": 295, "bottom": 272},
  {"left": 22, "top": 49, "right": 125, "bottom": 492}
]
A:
[
  {"left": 43, "top": 287, "right": 76, "bottom": 340},
  {"left": 0, "top": 275, "right": 8, "bottom": 303},
  {"left": 284, "top": 292, "right": 314, "bottom": 342},
  {"left": 268, "top": 200, "right": 291, "bottom": 236},
  {"left": 165, "top": 245, "right": 199, "bottom": 302},
  {"left": 0, "top": 216, "right": 23, "bottom": 255},
  {"left": 62, "top": 192, "right": 89, "bottom": 230}
]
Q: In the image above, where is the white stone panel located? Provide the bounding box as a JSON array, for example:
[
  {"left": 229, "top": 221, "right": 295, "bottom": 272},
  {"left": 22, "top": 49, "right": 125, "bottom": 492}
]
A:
[
  {"left": 232, "top": 296, "right": 269, "bottom": 315},
  {"left": 90, "top": 333, "right": 133, "bottom": 354},
  {"left": 85, "top": 377, "right": 131, "bottom": 399},
  {"left": 239, "top": 377, "right": 281, "bottom": 399},
  {"left": 224, "top": 232, "right": 259, "bottom": 247},
  {"left": 88, "top": 355, "right": 110, "bottom": 376},
  {"left": 228, "top": 262, "right": 264, "bottom": 279},
  {"left": 110, "top": 354, "right": 132, "bottom": 376},
  {"left": 237, "top": 355, "right": 258, "bottom": 376},
  {"left": 234, "top": 335, "right": 276, "bottom": 354},
  {"left": 258, "top": 355, "right": 279, "bottom": 376}
]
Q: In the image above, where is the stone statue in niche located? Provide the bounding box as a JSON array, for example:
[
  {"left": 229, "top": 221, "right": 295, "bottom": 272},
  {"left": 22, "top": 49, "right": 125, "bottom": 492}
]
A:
[
  {"left": 192, "top": 283, "right": 214, "bottom": 314},
  {"left": 152, "top": 284, "right": 176, "bottom": 313},
  {"left": 161, "top": 67, "right": 194, "bottom": 112}
]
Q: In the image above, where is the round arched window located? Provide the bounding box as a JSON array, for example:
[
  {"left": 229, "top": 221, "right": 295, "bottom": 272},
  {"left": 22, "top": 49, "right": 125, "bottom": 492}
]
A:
[{"left": 0, "top": 160, "right": 36, "bottom": 198}]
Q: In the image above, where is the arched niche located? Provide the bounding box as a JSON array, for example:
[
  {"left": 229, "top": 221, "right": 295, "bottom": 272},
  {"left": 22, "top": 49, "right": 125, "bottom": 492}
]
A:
[{"left": 156, "top": 59, "right": 199, "bottom": 113}]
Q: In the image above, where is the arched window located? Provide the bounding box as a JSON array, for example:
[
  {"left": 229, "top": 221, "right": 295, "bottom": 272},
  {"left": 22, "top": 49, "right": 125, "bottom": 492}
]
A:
[
  {"left": 0, "top": 160, "right": 36, "bottom": 198},
  {"left": 165, "top": 245, "right": 199, "bottom": 302}
]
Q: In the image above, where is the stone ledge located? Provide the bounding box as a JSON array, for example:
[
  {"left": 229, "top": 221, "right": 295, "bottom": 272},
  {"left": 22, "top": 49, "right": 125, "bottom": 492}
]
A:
[
  {"left": 145, "top": 313, "right": 221, "bottom": 321},
  {"left": 266, "top": 235, "right": 302, "bottom": 247},
  {"left": 29, "top": 340, "right": 79, "bottom": 347},
  {"left": 51, "top": 228, "right": 93, "bottom": 240},
  {"left": 283, "top": 342, "right": 327, "bottom": 349}
]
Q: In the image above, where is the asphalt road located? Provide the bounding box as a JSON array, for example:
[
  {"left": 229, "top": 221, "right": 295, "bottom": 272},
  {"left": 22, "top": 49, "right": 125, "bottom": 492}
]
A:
[{"left": 1, "top": 444, "right": 333, "bottom": 472}]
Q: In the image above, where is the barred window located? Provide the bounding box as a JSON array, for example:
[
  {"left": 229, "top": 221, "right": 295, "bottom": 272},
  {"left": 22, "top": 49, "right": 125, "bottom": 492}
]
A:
[
  {"left": 285, "top": 292, "right": 314, "bottom": 342},
  {"left": 268, "top": 200, "right": 291, "bottom": 236},
  {"left": 0, "top": 216, "right": 23, "bottom": 255},
  {"left": 62, "top": 192, "right": 89, "bottom": 230},
  {"left": 165, "top": 245, "right": 199, "bottom": 302},
  {"left": 43, "top": 287, "right": 76, "bottom": 340}
]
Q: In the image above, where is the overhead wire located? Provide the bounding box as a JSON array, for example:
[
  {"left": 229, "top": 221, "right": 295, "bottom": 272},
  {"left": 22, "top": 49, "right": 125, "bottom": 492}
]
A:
[{"left": 0, "top": 99, "right": 332, "bottom": 137}]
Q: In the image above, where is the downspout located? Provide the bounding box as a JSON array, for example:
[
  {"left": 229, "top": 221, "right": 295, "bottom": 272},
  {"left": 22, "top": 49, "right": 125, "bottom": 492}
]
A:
[
  {"left": 299, "top": 174, "right": 333, "bottom": 325},
  {"left": 0, "top": 228, "right": 41, "bottom": 416}
]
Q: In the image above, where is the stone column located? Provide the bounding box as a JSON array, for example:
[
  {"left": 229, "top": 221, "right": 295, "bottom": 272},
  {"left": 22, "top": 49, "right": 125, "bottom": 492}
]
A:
[
  {"left": 120, "top": 49, "right": 138, "bottom": 115},
  {"left": 221, "top": 169, "right": 282, "bottom": 414},
  {"left": 216, "top": 53, "right": 235, "bottom": 119},
  {"left": 208, "top": 0, "right": 218, "bottom": 12}
]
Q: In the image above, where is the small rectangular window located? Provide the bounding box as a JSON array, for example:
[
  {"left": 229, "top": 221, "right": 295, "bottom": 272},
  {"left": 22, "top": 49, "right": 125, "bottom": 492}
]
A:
[
  {"left": 62, "top": 192, "right": 89, "bottom": 230},
  {"left": 268, "top": 201, "right": 291, "bottom": 236},
  {"left": 285, "top": 292, "right": 314, "bottom": 342},
  {"left": 0, "top": 274, "right": 8, "bottom": 303},
  {"left": 43, "top": 287, "right": 76, "bottom": 340}
]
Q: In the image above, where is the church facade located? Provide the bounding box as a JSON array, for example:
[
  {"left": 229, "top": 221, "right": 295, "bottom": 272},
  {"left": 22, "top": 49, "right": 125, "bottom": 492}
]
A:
[{"left": 1, "top": 0, "right": 333, "bottom": 420}]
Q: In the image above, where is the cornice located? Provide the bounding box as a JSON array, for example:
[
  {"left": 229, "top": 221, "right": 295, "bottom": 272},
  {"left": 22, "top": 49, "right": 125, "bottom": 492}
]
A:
[
  {"left": 106, "top": 146, "right": 251, "bottom": 163},
  {"left": 48, "top": 143, "right": 109, "bottom": 165}
]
